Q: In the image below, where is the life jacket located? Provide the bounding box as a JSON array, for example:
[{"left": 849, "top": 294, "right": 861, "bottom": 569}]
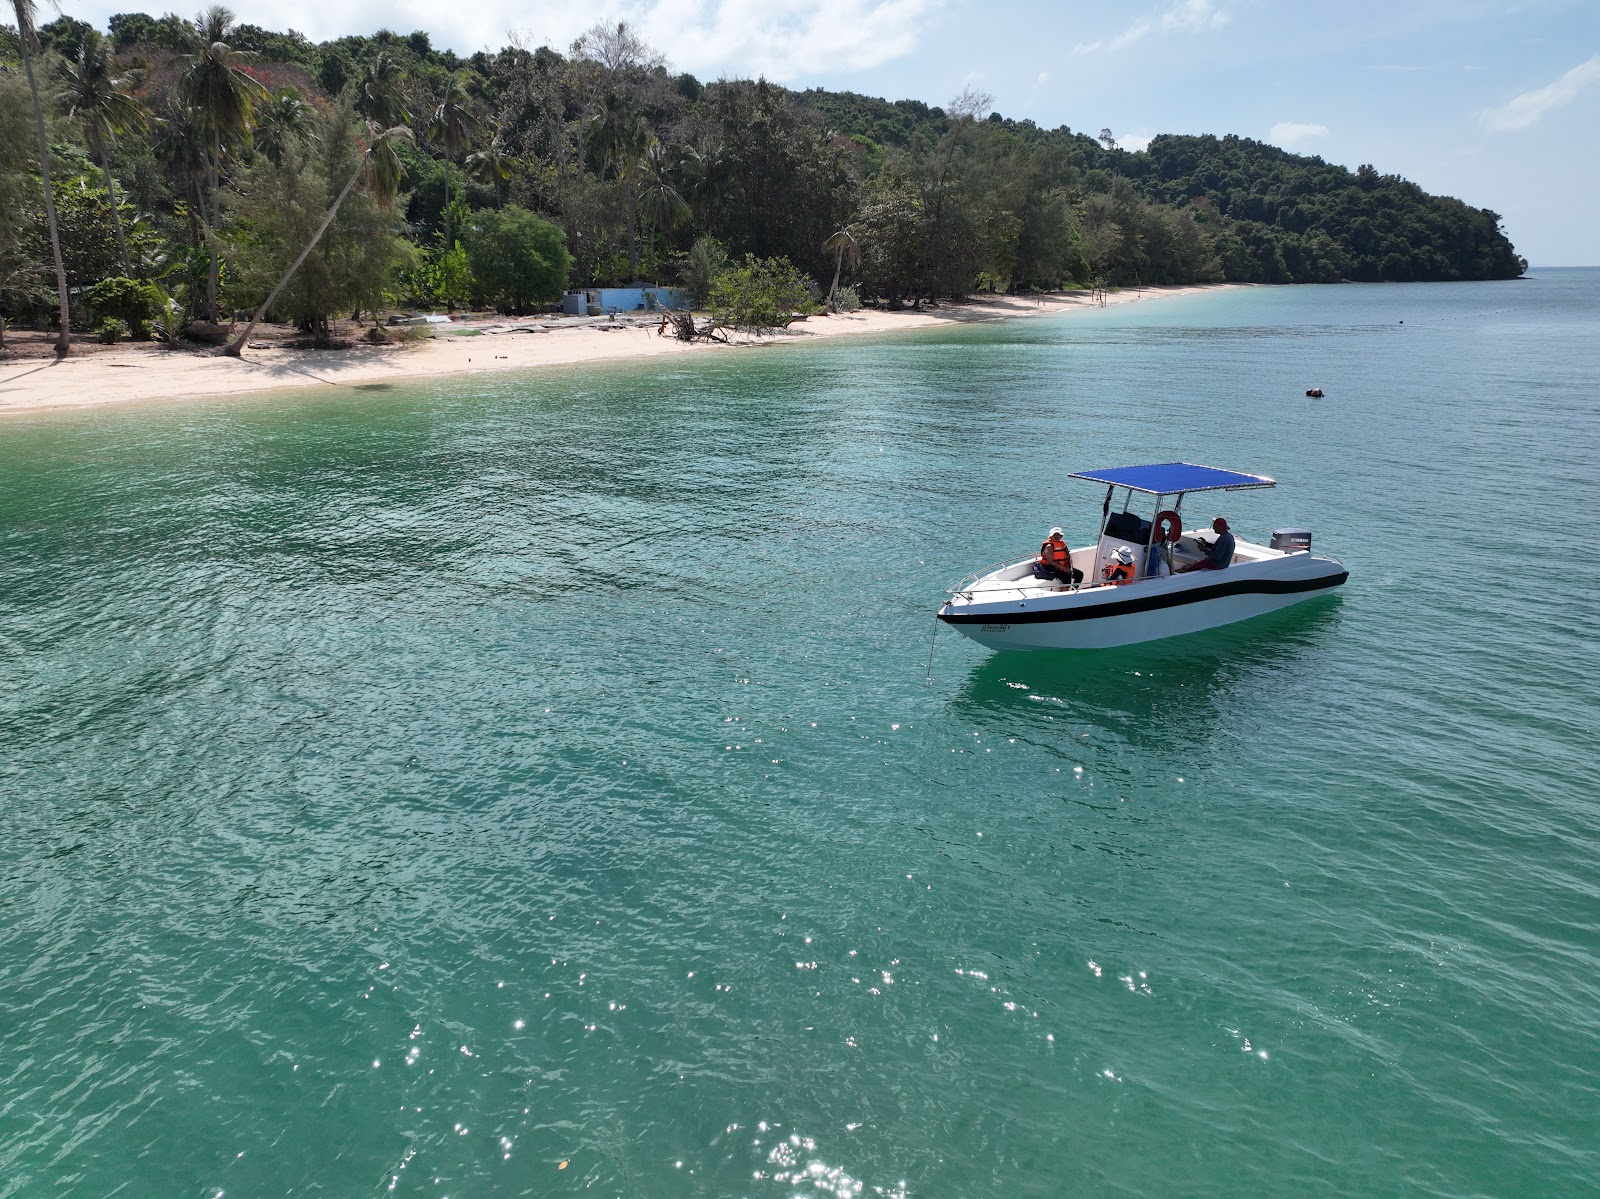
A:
[
  {"left": 1102, "top": 559, "right": 1135, "bottom": 584},
  {"left": 1039, "top": 539, "right": 1070, "bottom": 569}
]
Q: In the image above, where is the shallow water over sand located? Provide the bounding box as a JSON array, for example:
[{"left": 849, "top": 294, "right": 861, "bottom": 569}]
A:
[{"left": 3, "top": 272, "right": 1597, "bottom": 1197}]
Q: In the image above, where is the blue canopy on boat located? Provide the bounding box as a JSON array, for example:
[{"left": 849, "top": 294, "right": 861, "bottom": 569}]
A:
[{"left": 1067, "top": 462, "right": 1275, "bottom": 494}]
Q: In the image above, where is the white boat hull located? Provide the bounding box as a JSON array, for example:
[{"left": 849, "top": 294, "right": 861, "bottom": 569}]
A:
[{"left": 938, "top": 549, "right": 1347, "bottom": 651}]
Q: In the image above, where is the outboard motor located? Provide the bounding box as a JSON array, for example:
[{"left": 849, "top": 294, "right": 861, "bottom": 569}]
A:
[{"left": 1270, "top": 527, "right": 1313, "bottom": 553}]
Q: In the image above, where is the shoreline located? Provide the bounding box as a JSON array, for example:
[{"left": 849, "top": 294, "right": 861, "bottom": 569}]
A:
[{"left": 0, "top": 285, "right": 1236, "bottom": 416}]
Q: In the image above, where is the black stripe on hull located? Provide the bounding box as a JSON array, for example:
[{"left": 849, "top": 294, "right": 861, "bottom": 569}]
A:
[{"left": 938, "top": 571, "right": 1348, "bottom": 625}]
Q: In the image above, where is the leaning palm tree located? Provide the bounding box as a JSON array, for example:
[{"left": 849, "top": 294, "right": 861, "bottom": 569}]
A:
[
  {"left": 58, "top": 30, "right": 147, "bottom": 277},
  {"left": 822, "top": 226, "right": 861, "bottom": 310},
  {"left": 11, "top": 0, "right": 73, "bottom": 354},
  {"left": 224, "top": 121, "right": 412, "bottom": 358},
  {"left": 178, "top": 6, "right": 265, "bottom": 319},
  {"left": 429, "top": 70, "right": 483, "bottom": 259}
]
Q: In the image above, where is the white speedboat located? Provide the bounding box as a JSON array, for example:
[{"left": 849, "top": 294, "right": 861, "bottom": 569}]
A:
[{"left": 937, "top": 462, "right": 1348, "bottom": 651}]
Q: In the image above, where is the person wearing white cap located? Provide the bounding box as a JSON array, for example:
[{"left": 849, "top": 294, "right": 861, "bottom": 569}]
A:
[
  {"left": 1035, "top": 527, "right": 1081, "bottom": 586},
  {"left": 1101, "top": 544, "right": 1137, "bottom": 585}
]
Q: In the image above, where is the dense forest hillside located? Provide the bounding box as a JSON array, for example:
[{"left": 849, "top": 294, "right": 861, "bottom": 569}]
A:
[{"left": 0, "top": 9, "right": 1526, "bottom": 350}]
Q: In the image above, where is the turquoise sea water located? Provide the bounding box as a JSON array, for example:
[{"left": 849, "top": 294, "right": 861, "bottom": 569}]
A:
[{"left": 3, "top": 272, "right": 1598, "bottom": 1198}]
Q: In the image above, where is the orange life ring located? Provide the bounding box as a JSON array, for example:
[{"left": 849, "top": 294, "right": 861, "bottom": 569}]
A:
[{"left": 1154, "top": 509, "right": 1183, "bottom": 543}]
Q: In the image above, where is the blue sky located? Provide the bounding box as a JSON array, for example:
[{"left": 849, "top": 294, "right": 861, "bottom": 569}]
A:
[{"left": 65, "top": 0, "right": 1600, "bottom": 263}]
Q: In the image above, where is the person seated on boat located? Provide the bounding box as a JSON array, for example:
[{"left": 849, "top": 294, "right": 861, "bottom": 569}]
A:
[
  {"left": 1180, "top": 517, "right": 1236, "bottom": 572},
  {"left": 1101, "top": 545, "right": 1137, "bottom": 585},
  {"left": 1034, "top": 527, "right": 1082, "bottom": 586}
]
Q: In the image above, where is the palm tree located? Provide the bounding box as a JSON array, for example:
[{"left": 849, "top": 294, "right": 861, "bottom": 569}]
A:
[
  {"left": 589, "top": 92, "right": 650, "bottom": 277},
  {"left": 151, "top": 99, "right": 210, "bottom": 250},
  {"left": 636, "top": 140, "right": 688, "bottom": 244},
  {"left": 464, "top": 123, "right": 513, "bottom": 200},
  {"left": 680, "top": 138, "right": 731, "bottom": 234},
  {"left": 179, "top": 5, "right": 265, "bottom": 319},
  {"left": 355, "top": 51, "right": 410, "bottom": 129},
  {"left": 429, "top": 71, "right": 484, "bottom": 261},
  {"left": 224, "top": 121, "right": 412, "bottom": 357},
  {"left": 252, "top": 87, "right": 317, "bottom": 167},
  {"left": 823, "top": 226, "right": 860, "bottom": 310},
  {"left": 57, "top": 30, "right": 147, "bottom": 277},
  {"left": 11, "top": 0, "right": 72, "bottom": 354}
]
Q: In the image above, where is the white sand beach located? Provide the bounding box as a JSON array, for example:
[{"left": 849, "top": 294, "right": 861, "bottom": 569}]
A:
[{"left": 0, "top": 286, "right": 1233, "bottom": 416}]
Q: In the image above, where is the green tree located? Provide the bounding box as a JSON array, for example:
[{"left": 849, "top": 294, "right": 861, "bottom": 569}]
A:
[
  {"left": 178, "top": 5, "right": 266, "bottom": 318},
  {"left": 10, "top": 0, "right": 73, "bottom": 352},
  {"left": 57, "top": 29, "right": 147, "bottom": 276},
  {"left": 678, "top": 235, "right": 725, "bottom": 306},
  {"left": 354, "top": 50, "right": 411, "bottom": 128},
  {"left": 252, "top": 86, "right": 317, "bottom": 167},
  {"left": 225, "top": 106, "right": 414, "bottom": 354},
  {"left": 708, "top": 254, "right": 816, "bottom": 333},
  {"left": 588, "top": 91, "right": 650, "bottom": 277},
  {"left": 822, "top": 225, "right": 859, "bottom": 309},
  {"left": 461, "top": 205, "right": 572, "bottom": 313},
  {"left": 428, "top": 69, "right": 484, "bottom": 267}
]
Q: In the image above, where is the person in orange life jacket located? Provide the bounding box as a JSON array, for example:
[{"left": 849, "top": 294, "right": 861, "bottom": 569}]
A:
[
  {"left": 1102, "top": 544, "right": 1136, "bottom": 584},
  {"left": 1179, "top": 517, "right": 1236, "bottom": 572},
  {"left": 1034, "top": 527, "right": 1082, "bottom": 585}
]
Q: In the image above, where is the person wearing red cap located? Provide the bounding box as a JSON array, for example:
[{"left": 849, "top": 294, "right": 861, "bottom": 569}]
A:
[{"left": 1181, "top": 517, "right": 1235, "bottom": 572}]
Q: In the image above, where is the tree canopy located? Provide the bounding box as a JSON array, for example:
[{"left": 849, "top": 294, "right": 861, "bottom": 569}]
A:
[{"left": 0, "top": 12, "right": 1525, "bottom": 345}]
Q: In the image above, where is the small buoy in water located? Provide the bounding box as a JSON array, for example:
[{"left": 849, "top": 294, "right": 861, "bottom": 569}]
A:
[{"left": 1305, "top": 387, "right": 1324, "bottom": 398}]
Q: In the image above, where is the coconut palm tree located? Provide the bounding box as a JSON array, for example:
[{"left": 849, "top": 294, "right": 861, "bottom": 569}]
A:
[
  {"left": 680, "top": 138, "right": 731, "bottom": 235},
  {"left": 252, "top": 87, "right": 317, "bottom": 167},
  {"left": 11, "top": 0, "right": 72, "bottom": 354},
  {"left": 589, "top": 93, "right": 651, "bottom": 277},
  {"left": 355, "top": 51, "right": 411, "bottom": 129},
  {"left": 636, "top": 140, "right": 688, "bottom": 243},
  {"left": 464, "top": 123, "right": 513, "bottom": 200},
  {"left": 224, "top": 121, "right": 412, "bottom": 357},
  {"left": 823, "top": 225, "right": 860, "bottom": 310},
  {"left": 151, "top": 99, "right": 210, "bottom": 251},
  {"left": 179, "top": 5, "right": 265, "bottom": 319},
  {"left": 57, "top": 30, "right": 147, "bottom": 277},
  {"left": 429, "top": 70, "right": 483, "bottom": 259}
]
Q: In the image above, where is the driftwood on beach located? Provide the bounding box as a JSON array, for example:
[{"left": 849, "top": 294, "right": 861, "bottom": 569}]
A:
[{"left": 658, "top": 311, "right": 729, "bottom": 343}]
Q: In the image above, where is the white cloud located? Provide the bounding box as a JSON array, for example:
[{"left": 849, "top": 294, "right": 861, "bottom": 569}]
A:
[
  {"left": 1072, "top": 0, "right": 1230, "bottom": 56},
  {"left": 72, "top": 0, "right": 941, "bottom": 79},
  {"left": 1118, "top": 130, "right": 1155, "bottom": 153},
  {"left": 1269, "top": 121, "right": 1330, "bottom": 148},
  {"left": 1479, "top": 53, "right": 1600, "bottom": 132}
]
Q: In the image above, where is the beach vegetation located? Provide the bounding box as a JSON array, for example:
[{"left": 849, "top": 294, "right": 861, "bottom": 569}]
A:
[
  {"left": 224, "top": 102, "right": 414, "bottom": 348},
  {"left": 461, "top": 205, "right": 571, "bottom": 313},
  {"left": 709, "top": 254, "right": 818, "bottom": 334},
  {"left": 0, "top": 10, "right": 1527, "bottom": 352},
  {"left": 678, "top": 236, "right": 727, "bottom": 307},
  {"left": 85, "top": 275, "right": 162, "bottom": 338},
  {"left": 9, "top": 0, "right": 74, "bottom": 353}
]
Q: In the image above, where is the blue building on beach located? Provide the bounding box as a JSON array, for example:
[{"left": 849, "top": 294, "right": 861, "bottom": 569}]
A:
[{"left": 561, "top": 286, "right": 688, "bottom": 315}]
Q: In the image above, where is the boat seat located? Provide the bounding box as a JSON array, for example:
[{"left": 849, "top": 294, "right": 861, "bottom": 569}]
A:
[{"left": 1103, "top": 511, "right": 1150, "bottom": 543}]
